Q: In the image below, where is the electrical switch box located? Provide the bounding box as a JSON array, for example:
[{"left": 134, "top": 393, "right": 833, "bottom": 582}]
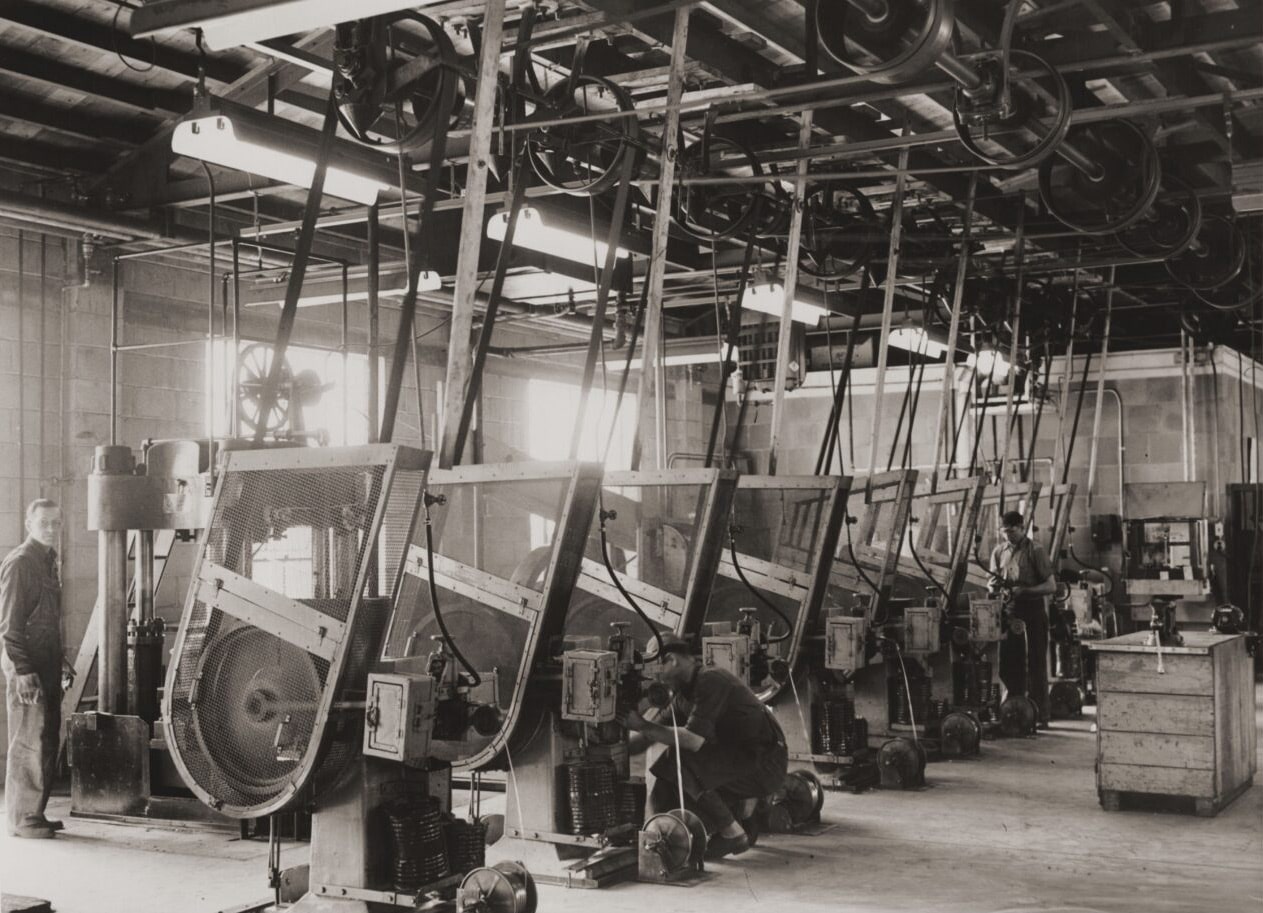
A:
[
  {"left": 967, "top": 596, "right": 1003, "bottom": 642},
  {"left": 904, "top": 606, "right": 941, "bottom": 654},
  {"left": 562, "top": 649, "right": 619, "bottom": 724},
  {"left": 703, "top": 635, "right": 751, "bottom": 682},
  {"left": 824, "top": 615, "right": 867, "bottom": 672},
  {"left": 364, "top": 672, "right": 438, "bottom": 764}
]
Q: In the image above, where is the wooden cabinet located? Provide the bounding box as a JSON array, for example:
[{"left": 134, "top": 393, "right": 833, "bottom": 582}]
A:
[{"left": 1087, "top": 631, "right": 1256, "bottom": 816}]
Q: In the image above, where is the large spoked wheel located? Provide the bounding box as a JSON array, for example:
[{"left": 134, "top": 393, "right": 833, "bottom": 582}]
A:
[
  {"left": 673, "top": 135, "right": 772, "bottom": 242},
  {"left": 237, "top": 343, "right": 292, "bottom": 437},
  {"left": 1114, "top": 174, "right": 1203, "bottom": 261},
  {"left": 953, "top": 50, "right": 1072, "bottom": 170},
  {"left": 1166, "top": 214, "right": 1246, "bottom": 291},
  {"left": 1038, "top": 120, "right": 1161, "bottom": 234},
  {"left": 817, "top": 0, "right": 956, "bottom": 86},
  {"left": 799, "top": 183, "right": 883, "bottom": 281},
  {"left": 526, "top": 75, "right": 644, "bottom": 196},
  {"left": 333, "top": 12, "right": 461, "bottom": 156}
]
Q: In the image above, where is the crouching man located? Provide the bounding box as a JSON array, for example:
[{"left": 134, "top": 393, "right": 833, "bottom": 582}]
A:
[{"left": 621, "top": 634, "right": 787, "bottom": 859}]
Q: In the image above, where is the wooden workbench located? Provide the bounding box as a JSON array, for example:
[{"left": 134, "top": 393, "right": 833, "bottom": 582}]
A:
[{"left": 1087, "top": 631, "right": 1256, "bottom": 816}]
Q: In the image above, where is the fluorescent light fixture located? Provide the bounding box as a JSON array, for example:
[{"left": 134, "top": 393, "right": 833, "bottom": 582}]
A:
[
  {"left": 968, "top": 349, "right": 1011, "bottom": 377},
  {"left": 624, "top": 340, "right": 724, "bottom": 371},
  {"left": 486, "top": 206, "right": 629, "bottom": 266},
  {"left": 132, "top": 0, "right": 448, "bottom": 49},
  {"left": 741, "top": 281, "right": 827, "bottom": 325},
  {"left": 244, "top": 272, "right": 442, "bottom": 308},
  {"left": 173, "top": 115, "right": 389, "bottom": 205},
  {"left": 888, "top": 326, "right": 947, "bottom": 359}
]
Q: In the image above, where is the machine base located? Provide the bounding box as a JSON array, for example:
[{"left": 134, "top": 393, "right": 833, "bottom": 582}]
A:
[{"left": 493, "top": 836, "right": 637, "bottom": 888}]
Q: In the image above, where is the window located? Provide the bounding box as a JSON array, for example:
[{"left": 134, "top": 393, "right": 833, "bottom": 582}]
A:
[
  {"left": 208, "top": 339, "right": 383, "bottom": 445},
  {"left": 525, "top": 378, "right": 638, "bottom": 468}
]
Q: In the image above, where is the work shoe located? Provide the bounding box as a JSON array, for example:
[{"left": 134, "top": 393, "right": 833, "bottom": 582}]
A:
[
  {"left": 704, "top": 830, "right": 751, "bottom": 860},
  {"left": 33, "top": 817, "right": 64, "bottom": 831},
  {"left": 8, "top": 824, "right": 56, "bottom": 839}
]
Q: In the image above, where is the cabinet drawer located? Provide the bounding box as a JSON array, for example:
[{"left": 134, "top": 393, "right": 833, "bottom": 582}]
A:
[
  {"left": 1095, "top": 651, "right": 1214, "bottom": 696},
  {"left": 1097, "top": 692, "right": 1214, "bottom": 737},
  {"left": 1098, "top": 763, "right": 1215, "bottom": 798},
  {"left": 1099, "top": 731, "right": 1214, "bottom": 770}
]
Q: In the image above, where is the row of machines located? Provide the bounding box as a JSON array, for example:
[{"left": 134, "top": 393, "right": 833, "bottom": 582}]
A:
[{"left": 75, "top": 439, "right": 1084, "bottom": 908}]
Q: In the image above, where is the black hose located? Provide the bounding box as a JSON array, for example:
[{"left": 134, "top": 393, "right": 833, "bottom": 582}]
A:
[
  {"left": 597, "top": 507, "right": 666, "bottom": 660},
  {"left": 1060, "top": 345, "right": 1094, "bottom": 485},
  {"left": 1068, "top": 544, "right": 1114, "bottom": 596},
  {"left": 845, "top": 512, "right": 880, "bottom": 596},
  {"left": 728, "top": 533, "right": 793, "bottom": 644},
  {"left": 423, "top": 498, "right": 480, "bottom": 686}
]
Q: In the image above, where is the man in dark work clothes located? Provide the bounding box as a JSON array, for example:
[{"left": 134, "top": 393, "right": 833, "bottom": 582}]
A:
[
  {"left": 1, "top": 499, "right": 67, "bottom": 838},
  {"left": 622, "top": 634, "right": 787, "bottom": 859},
  {"left": 990, "top": 509, "right": 1057, "bottom": 728}
]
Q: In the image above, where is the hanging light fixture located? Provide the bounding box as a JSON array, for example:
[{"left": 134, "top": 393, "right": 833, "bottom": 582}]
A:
[
  {"left": 740, "top": 280, "right": 827, "bottom": 325},
  {"left": 968, "top": 348, "right": 1011, "bottom": 377},
  {"left": 171, "top": 97, "right": 393, "bottom": 205},
  {"left": 485, "top": 206, "right": 629, "bottom": 266},
  {"left": 888, "top": 325, "right": 947, "bottom": 359}
]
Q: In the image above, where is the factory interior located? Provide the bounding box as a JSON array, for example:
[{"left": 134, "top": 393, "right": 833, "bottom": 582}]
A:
[{"left": 0, "top": 1, "right": 1261, "bottom": 911}]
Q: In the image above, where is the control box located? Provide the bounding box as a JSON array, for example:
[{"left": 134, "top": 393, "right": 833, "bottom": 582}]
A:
[
  {"left": 562, "top": 649, "right": 619, "bottom": 724},
  {"left": 364, "top": 671, "right": 438, "bottom": 764},
  {"left": 904, "top": 605, "right": 941, "bottom": 654},
  {"left": 824, "top": 614, "right": 867, "bottom": 672},
  {"left": 702, "top": 635, "right": 751, "bottom": 682},
  {"left": 967, "top": 596, "right": 1003, "bottom": 642}
]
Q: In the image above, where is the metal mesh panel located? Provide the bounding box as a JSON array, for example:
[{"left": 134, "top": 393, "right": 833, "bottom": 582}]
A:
[{"left": 166, "top": 450, "right": 416, "bottom": 817}]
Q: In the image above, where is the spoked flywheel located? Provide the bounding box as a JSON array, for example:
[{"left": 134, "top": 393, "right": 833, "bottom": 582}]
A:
[
  {"left": 1038, "top": 120, "right": 1161, "bottom": 234},
  {"left": 799, "top": 183, "right": 883, "bottom": 281},
  {"left": 526, "top": 75, "right": 644, "bottom": 196}
]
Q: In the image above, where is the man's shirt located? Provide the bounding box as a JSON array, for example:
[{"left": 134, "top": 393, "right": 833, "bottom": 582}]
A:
[
  {"left": 990, "top": 536, "right": 1054, "bottom": 590},
  {"left": 0, "top": 538, "right": 62, "bottom": 678},
  {"left": 676, "top": 666, "right": 782, "bottom": 749}
]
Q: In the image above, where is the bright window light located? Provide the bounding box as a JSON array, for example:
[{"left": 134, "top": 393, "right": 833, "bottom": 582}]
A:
[
  {"left": 888, "top": 326, "right": 947, "bottom": 359},
  {"left": 173, "top": 116, "right": 389, "bottom": 205},
  {"left": 526, "top": 378, "right": 637, "bottom": 468},
  {"left": 245, "top": 274, "right": 442, "bottom": 308},
  {"left": 741, "top": 281, "right": 827, "bottom": 325},
  {"left": 486, "top": 206, "right": 629, "bottom": 266},
  {"left": 968, "top": 348, "right": 1011, "bottom": 377}
]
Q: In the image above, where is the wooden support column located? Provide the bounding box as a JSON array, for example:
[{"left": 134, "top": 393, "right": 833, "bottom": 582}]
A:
[
  {"left": 633, "top": 6, "right": 690, "bottom": 471},
  {"left": 929, "top": 172, "right": 976, "bottom": 489},
  {"left": 1087, "top": 271, "right": 1115, "bottom": 507},
  {"left": 767, "top": 110, "right": 814, "bottom": 477},
  {"left": 866, "top": 139, "right": 910, "bottom": 478},
  {"left": 437, "top": 0, "right": 506, "bottom": 469},
  {"left": 996, "top": 195, "right": 1027, "bottom": 506}
]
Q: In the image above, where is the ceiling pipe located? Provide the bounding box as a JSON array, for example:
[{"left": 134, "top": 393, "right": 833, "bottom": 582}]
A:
[{"left": 0, "top": 189, "right": 194, "bottom": 243}]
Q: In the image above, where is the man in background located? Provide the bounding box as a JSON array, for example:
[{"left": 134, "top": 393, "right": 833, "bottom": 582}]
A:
[
  {"left": 2, "top": 499, "right": 66, "bottom": 838},
  {"left": 991, "top": 509, "right": 1057, "bottom": 728}
]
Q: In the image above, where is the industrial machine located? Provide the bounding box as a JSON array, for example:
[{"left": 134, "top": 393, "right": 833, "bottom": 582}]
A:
[
  {"left": 68, "top": 439, "right": 208, "bottom": 819},
  {"left": 1123, "top": 482, "right": 1214, "bottom": 621},
  {"left": 159, "top": 445, "right": 544, "bottom": 912},
  {"left": 1048, "top": 575, "right": 1111, "bottom": 719},
  {"left": 702, "top": 474, "right": 849, "bottom": 830},
  {"left": 490, "top": 469, "right": 738, "bottom": 887}
]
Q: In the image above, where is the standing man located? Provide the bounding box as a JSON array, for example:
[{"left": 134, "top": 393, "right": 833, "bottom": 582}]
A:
[
  {"left": 2, "top": 499, "right": 66, "bottom": 838},
  {"left": 991, "top": 510, "right": 1057, "bottom": 728},
  {"left": 622, "top": 635, "right": 787, "bottom": 859}
]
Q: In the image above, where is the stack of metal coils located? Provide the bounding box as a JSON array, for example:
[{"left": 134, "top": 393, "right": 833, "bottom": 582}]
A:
[
  {"left": 617, "top": 780, "right": 645, "bottom": 828},
  {"left": 386, "top": 796, "right": 450, "bottom": 893},
  {"left": 890, "top": 676, "right": 933, "bottom": 725},
  {"left": 1056, "top": 642, "right": 1083, "bottom": 680},
  {"left": 930, "top": 698, "right": 950, "bottom": 722},
  {"left": 814, "top": 696, "right": 856, "bottom": 755},
  {"left": 444, "top": 817, "right": 487, "bottom": 875},
  {"left": 564, "top": 759, "right": 619, "bottom": 835}
]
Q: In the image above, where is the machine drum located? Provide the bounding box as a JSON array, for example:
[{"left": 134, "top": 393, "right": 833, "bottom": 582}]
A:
[
  {"left": 937, "top": 710, "right": 981, "bottom": 758},
  {"left": 782, "top": 769, "right": 826, "bottom": 825},
  {"left": 877, "top": 737, "right": 926, "bottom": 790},
  {"left": 640, "top": 809, "right": 708, "bottom": 872},
  {"left": 998, "top": 694, "right": 1038, "bottom": 737},
  {"left": 1048, "top": 681, "right": 1085, "bottom": 720},
  {"left": 458, "top": 860, "right": 538, "bottom": 913}
]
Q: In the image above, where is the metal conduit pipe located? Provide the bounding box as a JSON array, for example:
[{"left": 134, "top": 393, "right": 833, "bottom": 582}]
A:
[{"left": 0, "top": 189, "right": 192, "bottom": 243}]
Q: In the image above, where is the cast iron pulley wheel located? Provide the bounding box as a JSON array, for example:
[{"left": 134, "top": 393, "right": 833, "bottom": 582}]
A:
[
  {"left": 332, "top": 12, "right": 460, "bottom": 155},
  {"left": 1166, "top": 214, "right": 1246, "bottom": 291},
  {"left": 192, "top": 626, "right": 322, "bottom": 798},
  {"left": 673, "top": 135, "right": 772, "bottom": 241},
  {"left": 817, "top": 0, "right": 957, "bottom": 86},
  {"left": 798, "top": 183, "right": 882, "bottom": 280},
  {"left": 237, "top": 343, "right": 292, "bottom": 436},
  {"left": 953, "top": 49, "right": 1072, "bottom": 170},
  {"left": 641, "top": 809, "right": 707, "bottom": 869},
  {"left": 783, "top": 769, "right": 826, "bottom": 823},
  {"left": 1113, "top": 174, "right": 1203, "bottom": 261},
  {"left": 1038, "top": 120, "right": 1161, "bottom": 235},
  {"left": 1179, "top": 307, "right": 1243, "bottom": 343},
  {"left": 458, "top": 861, "right": 538, "bottom": 913},
  {"left": 525, "top": 75, "right": 644, "bottom": 196}
]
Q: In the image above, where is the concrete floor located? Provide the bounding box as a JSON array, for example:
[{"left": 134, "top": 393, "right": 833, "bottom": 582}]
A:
[{"left": 3, "top": 691, "right": 1261, "bottom": 913}]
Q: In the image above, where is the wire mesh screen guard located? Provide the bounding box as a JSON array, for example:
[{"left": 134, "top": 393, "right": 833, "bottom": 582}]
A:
[
  {"left": 380, "top": 462, "right": 603, "bottom": 770},
  {"left": 164, "top": 445, "right": 429, "bottom": 817}
]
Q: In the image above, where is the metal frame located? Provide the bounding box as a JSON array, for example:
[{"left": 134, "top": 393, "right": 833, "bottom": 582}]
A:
[
  {"left": 161, "top": 443, "right": 430, "bottom": 818},
  {"left": 832, "top": 470, "right": 918, "bottom": 611}
]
